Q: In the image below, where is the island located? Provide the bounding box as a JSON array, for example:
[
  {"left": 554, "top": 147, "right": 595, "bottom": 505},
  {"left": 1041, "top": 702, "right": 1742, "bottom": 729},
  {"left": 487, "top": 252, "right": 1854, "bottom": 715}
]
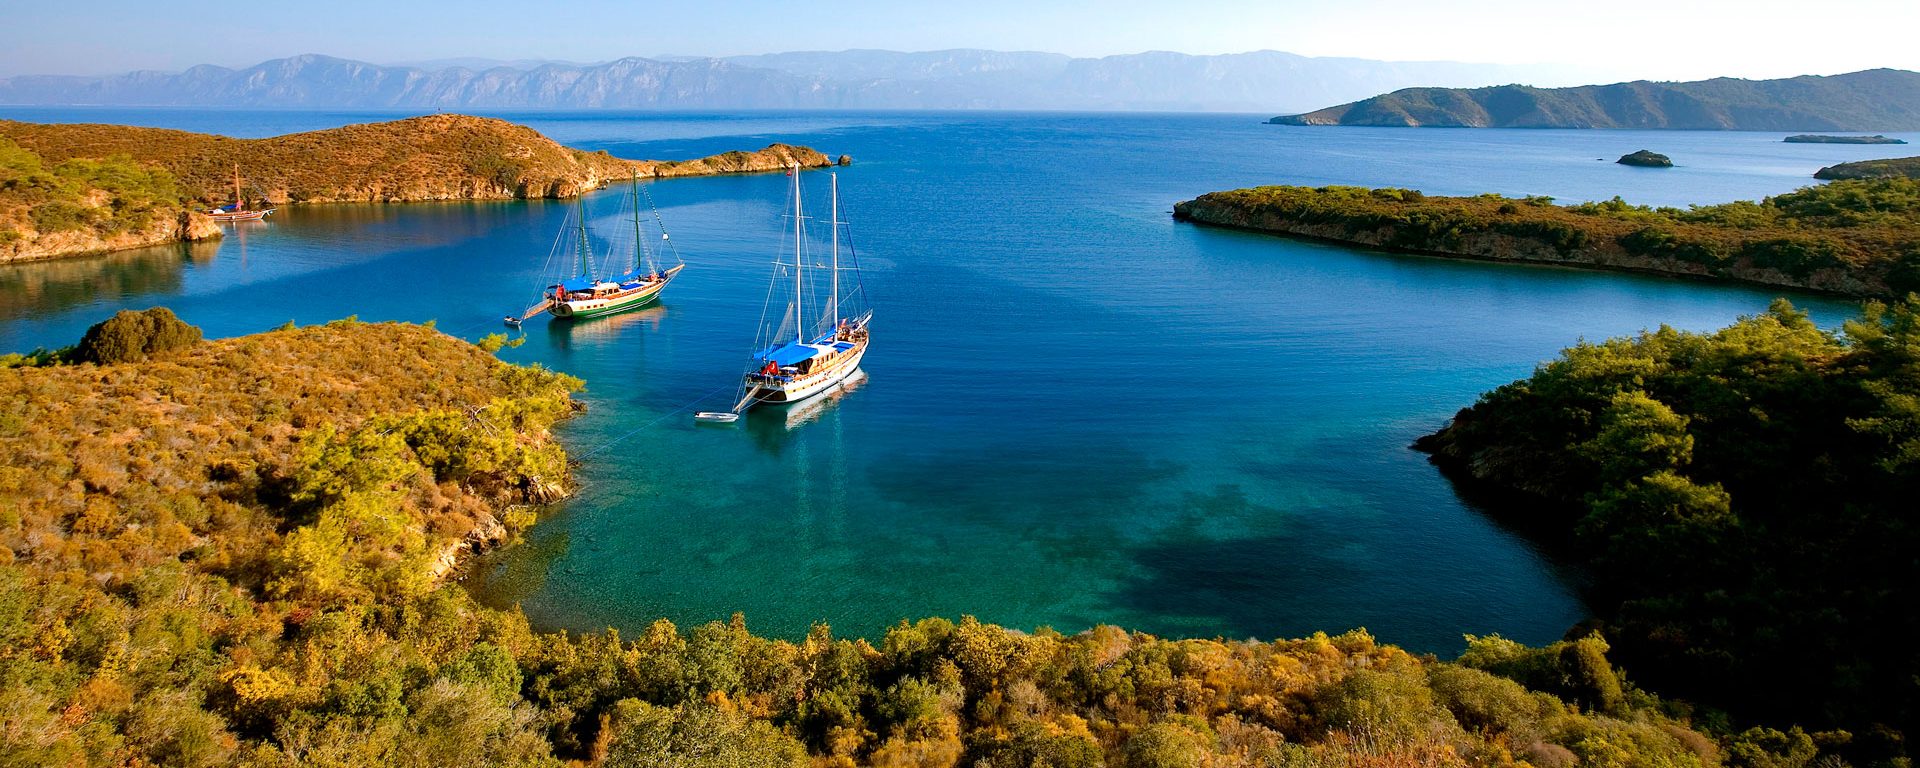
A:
[
  {"left": 1785, "top": 134, "right": 1908, "bottom": 144},
  {"left": 0, "top": 310, "right": 1737, "bottom": 768},
  {"left": 1616, "top": 149, "right": 1673, "bottom": 167},
  {"left": 1171, "top": 180, "right": 1920, "bottom": 296},
  {"left": 1814, "top": 155, "right": 1920, "bottom": 180},
  {"left": 1416, "top": 297, "right": 1920, "bottom": 760},
  {"left": 1267, "top": 68, "right": 1920, "bottom": 130},
  {"left": 0, "top": 115, "right": 839, "bottom": 264}
]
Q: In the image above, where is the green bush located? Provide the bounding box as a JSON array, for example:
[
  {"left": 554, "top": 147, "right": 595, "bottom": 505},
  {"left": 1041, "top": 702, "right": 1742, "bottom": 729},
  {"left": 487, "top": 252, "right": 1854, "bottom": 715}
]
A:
[{"left": 72, "top": 306, "right": 203, "bottom": 364}]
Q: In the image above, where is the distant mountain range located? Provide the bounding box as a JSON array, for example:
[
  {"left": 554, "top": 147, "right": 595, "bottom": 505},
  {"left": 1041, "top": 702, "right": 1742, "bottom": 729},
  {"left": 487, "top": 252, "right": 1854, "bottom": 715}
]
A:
[
  {"left": 1270, "top": 69, "right": 1920, "bottom": 130},
  {"left": 0, "top": 50, "right": 1568, "bottom": 113}
]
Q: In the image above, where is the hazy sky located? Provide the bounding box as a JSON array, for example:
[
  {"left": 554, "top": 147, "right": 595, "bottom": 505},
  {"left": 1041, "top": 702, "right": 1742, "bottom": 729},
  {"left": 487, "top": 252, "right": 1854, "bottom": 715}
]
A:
[{"left": 3, "top": 0, "right": 1916, "bottom": 81}]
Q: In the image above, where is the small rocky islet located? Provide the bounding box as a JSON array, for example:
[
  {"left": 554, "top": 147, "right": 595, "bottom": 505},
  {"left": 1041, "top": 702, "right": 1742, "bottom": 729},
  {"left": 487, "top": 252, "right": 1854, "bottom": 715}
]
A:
[
  {"left": 1616, "top": 149, "right": 1673, "bottom": 167},
  {"left": 1784, "top": 134, "right": 1907, "bottom": 144}
]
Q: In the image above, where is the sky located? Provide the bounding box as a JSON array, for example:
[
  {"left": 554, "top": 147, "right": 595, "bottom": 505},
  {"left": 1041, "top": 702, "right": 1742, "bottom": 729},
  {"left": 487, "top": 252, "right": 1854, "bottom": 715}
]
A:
[{"left": 2, "top": 0, "right": 1917, "bottom": 82}]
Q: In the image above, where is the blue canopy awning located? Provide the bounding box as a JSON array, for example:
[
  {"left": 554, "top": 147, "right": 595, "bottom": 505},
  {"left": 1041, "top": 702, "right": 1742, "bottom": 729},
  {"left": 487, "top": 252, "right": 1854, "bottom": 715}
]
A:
[
  {"left": 754, "top": 341, "right": 828, "bottom": 366},
  {"left": 557, "top": 275, "right": 597, "bottom": 292}
]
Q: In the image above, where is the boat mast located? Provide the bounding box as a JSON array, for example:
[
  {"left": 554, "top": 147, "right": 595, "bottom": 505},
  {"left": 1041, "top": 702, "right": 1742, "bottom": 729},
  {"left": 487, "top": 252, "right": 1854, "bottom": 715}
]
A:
[
  {"left": 232, "top": 164, "right": 242, "bottom": 211},
  {"left": 575, "top": 194, "right": 593, "bottom": 281},
  {"left": 792, "top": 162, "right": 805, "bottom": 344},
  {"left": 630, "top": 170, "right": 645, "bottom": 275},
  {"left": 829, "top": 172, "right": 839, "bottom": 329}
]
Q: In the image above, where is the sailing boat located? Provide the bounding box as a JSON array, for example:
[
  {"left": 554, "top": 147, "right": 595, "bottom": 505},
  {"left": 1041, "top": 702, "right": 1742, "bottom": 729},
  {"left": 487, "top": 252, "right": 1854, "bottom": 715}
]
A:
[
  {"left": 205, "top": 164, "right": 275, "bottom": 222},
  {"left": 506, "top": 172, "right": 685, "bottom": 326},
  {"left": 702, "top": 164, "right": 871, "bottom": 420}
]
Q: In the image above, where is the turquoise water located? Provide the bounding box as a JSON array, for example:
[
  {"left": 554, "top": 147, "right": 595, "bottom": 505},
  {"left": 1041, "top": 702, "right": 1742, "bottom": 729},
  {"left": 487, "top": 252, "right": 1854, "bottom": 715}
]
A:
[{"left": 2, "top": 109, "right": 1892, "bottom": 652}]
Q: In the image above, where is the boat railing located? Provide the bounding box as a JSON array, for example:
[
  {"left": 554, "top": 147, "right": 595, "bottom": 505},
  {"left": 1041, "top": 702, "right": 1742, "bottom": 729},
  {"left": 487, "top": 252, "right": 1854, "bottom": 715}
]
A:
[{"left": 746, "top": 341, "right": 865, "bottom": 388}]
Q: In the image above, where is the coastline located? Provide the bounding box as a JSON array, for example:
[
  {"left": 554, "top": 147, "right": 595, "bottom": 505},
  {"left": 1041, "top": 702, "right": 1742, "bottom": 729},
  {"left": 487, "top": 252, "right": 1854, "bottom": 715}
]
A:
[
  {"left": 1172, "top": 185, "right": 1913, "bottom": 298},
  {"left": 1171, "top": 206, "right": 1861, "bottom": 297},
  {"left": 0, "top": 114, "right": 842, "bottom": 264}
]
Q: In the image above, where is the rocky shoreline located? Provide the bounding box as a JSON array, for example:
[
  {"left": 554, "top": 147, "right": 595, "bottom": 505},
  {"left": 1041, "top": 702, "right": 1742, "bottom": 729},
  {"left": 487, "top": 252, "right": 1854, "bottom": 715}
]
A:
[{"left": 2, "top": 209, "right": 225, "bottom": 265}]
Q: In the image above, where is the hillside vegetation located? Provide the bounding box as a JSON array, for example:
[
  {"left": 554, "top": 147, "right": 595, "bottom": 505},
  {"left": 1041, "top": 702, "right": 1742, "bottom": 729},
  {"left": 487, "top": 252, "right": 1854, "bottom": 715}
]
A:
[
  {"left": 1815, "top": 156, "right": 1920, "bottom": 180},
  {"left": 0, "top": 314, "right": 1781, "bottom": 768},
  {"left": 1172, "top": 179, "right": 1920, "bottom": 296},
  {"left": 1270, "top": 68, "right": 1920, "bottom": 129},
  {"left": 0, "top": 135, "right": 221, "bottom": 263},
  {"left": 1416, "top": 297, "right": 1920, "bottom": 757},
  {"left": 0, "top": 114, "right": 833, "bottom": 206}
]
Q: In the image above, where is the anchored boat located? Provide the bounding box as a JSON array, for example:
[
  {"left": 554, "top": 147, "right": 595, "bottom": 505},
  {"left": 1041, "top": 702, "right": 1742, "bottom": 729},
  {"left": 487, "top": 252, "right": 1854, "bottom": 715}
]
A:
[
  {"left": 714, "top": 163, "right": 872, "bottom": 418},
  {"left": 206, "top": 164, "right": 275, "bottom": 222},
  {"left": 507, "top": 172, "right": 684, "bottom": 326}
]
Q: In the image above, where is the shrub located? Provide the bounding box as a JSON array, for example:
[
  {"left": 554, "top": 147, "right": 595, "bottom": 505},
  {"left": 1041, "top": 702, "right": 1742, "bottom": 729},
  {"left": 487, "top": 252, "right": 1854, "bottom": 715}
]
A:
[{"left": 73, "top": 306, "right": 202, "bottom": 364}]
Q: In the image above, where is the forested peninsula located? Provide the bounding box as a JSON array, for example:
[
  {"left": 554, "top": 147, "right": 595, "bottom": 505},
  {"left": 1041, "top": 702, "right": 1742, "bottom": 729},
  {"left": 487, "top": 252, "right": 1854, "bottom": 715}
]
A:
[
  {"left": 2, "top": 310, "right": 1811, "bottom": 768},
  {"left": 1172, "top": 180, "right": 1920, "bottom": 297},
  {"left": 0, "top": 115, "right": 837, "bottom": 264},
  {"left": 1268, "top": 68, "right": 1920, "bottom": 130},
  {"left": 1815, "top": 156, "right": 1920, "bottom": 180},
  {"left": 1415, "top": 297, "right": 1920, "bottom": 763}
]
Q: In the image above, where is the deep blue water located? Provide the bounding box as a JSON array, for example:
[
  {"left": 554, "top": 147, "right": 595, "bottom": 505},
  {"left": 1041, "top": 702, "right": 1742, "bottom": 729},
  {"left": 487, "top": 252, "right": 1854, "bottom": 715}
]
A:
[{"left": 2, "top": 108, "right": 1896, "bottom": 652}]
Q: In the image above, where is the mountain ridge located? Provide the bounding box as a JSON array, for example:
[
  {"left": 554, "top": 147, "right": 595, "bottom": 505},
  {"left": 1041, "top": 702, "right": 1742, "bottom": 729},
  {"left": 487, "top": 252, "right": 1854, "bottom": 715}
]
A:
[
  {"left": 1269, "top": 68, "right": 1920, "bottom": 130},
  {"left": 0, "top": 50, "right": 1563, "bottom": 113}
]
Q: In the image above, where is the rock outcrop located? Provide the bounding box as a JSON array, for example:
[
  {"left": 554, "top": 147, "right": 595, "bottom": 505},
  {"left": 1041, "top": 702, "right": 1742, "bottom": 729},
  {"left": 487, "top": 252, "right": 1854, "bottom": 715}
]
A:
[
  {"left": 3, "top": 209, "right": 222, "bottom": 265},
  {"left": 1616, "top": 150, "right": 1673, "bottom": 167}
]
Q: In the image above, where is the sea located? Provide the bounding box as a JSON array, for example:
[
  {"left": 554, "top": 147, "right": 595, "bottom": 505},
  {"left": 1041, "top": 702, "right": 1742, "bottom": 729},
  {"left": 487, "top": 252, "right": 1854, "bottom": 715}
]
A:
[{"left": 4, "top": 107, "right": 1911, "bottom": 652}]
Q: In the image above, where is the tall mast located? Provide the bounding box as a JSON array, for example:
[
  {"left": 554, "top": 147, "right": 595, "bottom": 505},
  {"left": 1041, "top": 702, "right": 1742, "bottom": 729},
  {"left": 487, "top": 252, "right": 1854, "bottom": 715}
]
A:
[
  {"left": 792, "top": 162, "right": 805, "bottom": 344},
  {"left": 641, "top": 169, "right": 656, "bottom": 274},
  {"left": 575, "top": 194, "right": 592, "bottom": 280},
  {"left": 232, "top": 164, "right": 242, "bottom": 210},
  {"left": 829, "top": 172, "right": 839, "bottom": 328}
]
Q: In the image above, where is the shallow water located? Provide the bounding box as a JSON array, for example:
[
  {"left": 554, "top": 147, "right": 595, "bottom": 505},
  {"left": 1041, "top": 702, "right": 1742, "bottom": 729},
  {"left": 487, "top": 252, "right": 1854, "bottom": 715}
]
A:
[{"left": 2, "top": 108, "right": 1891, "bottom": 651}]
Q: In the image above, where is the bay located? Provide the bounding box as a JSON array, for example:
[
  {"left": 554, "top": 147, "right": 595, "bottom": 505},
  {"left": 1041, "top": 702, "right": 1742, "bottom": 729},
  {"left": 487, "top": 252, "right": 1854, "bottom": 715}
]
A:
[{"left": 3, "top": 108, "right": 1897, "bottom": 652}]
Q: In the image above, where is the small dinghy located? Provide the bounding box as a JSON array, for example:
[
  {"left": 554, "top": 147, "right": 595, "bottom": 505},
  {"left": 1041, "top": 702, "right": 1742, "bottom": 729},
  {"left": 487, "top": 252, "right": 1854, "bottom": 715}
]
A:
[{"left": 693, "top": 411, "right": 739, "bottom": 424}]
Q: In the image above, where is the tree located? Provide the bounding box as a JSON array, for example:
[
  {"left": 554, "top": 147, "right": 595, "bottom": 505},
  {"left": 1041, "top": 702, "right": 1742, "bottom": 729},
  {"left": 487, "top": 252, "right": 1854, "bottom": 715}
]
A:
[
  {"left": 73, "top": 307, "right": 202, "bottom": 364},
  {"left": 601, "top": 700, "right": 808, "bottom": 768}
]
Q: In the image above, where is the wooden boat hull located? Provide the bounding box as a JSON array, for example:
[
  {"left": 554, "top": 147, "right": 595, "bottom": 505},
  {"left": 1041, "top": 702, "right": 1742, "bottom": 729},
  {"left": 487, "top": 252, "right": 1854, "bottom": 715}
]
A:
[
  {"left": 552, "top": 267, "right": 680, "bottom": 320},
  {"left": 750, "top": 344, "right": 868, "bottom": 405},
  {"left": 208, "top": 208, "right": 274, "bottom": 222},
  {"left": 552, "top": 284, "right": 665, "bottom": 319}
]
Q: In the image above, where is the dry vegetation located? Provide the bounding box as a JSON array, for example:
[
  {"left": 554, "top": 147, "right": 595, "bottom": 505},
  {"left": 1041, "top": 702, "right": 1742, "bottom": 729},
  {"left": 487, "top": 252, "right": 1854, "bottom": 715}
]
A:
[
  {"left": 0, "top": 115, "right": 833, "bottom": 205},
  {"left": 0, "top": 134, "right": 219, "bottom": 262},
  {"left": 0, "top": 316, "right": 1803, "bottom": 767}
]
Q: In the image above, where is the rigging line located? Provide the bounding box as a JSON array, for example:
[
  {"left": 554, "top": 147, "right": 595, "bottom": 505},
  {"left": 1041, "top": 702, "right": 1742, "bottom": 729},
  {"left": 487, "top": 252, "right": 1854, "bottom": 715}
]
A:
[
  {"left": 840, "top": 213, "right": 871, "bottom": 309},
  {"left": 639, "top": 182, "right": 681, "bottom": 266},
  {"left": 573, "top": 384, "right": 736, "bottom": 460}
]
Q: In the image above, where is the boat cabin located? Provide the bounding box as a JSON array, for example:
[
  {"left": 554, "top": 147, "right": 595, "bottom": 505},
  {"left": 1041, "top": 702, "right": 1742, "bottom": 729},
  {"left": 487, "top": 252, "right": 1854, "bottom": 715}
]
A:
[
  {"left": 551, "top": 272, "right": 663, "bottom": 301},
  {"left": 753, "top": 337, "right": 857, "bottom": 379}
]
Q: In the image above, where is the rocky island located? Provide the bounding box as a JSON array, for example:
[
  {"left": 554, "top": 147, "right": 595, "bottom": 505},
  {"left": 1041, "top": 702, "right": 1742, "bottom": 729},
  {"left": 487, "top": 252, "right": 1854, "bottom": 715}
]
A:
[
  {"left": 0, "top": 114, "right": 837, "bottom": 263},
  {"left": 1616, "top": 149, "right": 1673, "bottom": 167},
  {"left": 1268, "top": 68, "right": 1920, "bottom": 130},
  {"left": 1785, "top": 134, "right": 1907, "bottom": 144},
  {"left": 1172, "top": 180, "right": 1920, "bottom": 296},
  {"left": 1814, "top": 155, "right": 1920, "bottom": 180}
]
